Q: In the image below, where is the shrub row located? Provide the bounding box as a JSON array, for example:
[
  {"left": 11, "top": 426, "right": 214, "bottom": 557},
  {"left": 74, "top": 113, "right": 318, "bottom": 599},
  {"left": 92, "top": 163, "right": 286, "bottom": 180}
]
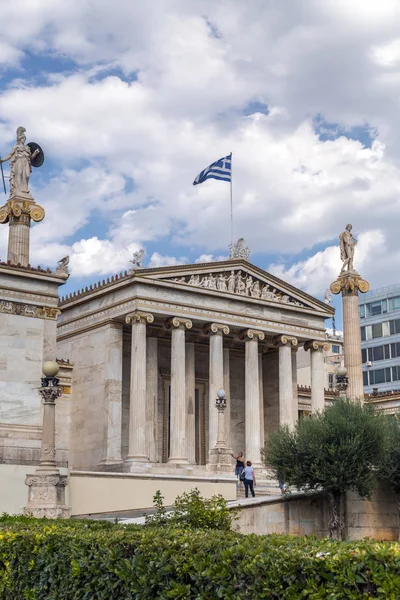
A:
[{"left": 1, "top": 516, "right": 400, "bottom": 599}]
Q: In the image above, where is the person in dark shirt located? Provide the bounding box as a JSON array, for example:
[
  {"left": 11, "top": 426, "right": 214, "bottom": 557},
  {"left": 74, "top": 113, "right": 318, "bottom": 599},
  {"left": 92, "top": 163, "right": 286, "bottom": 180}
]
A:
[{"left": 231, "top": 451, "right": 245, "bottom": 486}]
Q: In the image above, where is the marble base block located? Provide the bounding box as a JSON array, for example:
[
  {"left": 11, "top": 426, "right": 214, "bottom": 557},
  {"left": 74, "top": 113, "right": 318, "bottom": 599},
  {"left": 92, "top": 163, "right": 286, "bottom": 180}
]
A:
[
  {"left": 23, "top": 471, "right": 70, "bottom": 518},
  {"left": 207, "top": 447, "right": 234, "bottom": 474}
]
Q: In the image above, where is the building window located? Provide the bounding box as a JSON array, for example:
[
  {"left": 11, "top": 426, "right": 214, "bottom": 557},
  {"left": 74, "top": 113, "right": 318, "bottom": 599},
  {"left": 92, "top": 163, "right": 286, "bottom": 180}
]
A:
[
  {"left": 363, "top": 371, "right": 368, "bottom": 386},
  {"left": 390, "top": 319, "right": 400, "bottom": 335},
  {"left": 372, "top": 346, "right": 384, "bottom": 361},
  {"left": 328, "top": 373, "right": 334, "bottom": 389},
  {"left": 389, "top": 296, "right": 400, "bottom": 312},
  {"left": 359, "top": 304, "right": 366, "bottom": 318},
  {"left": 362, "top": 349, "right": 367, "bottom": 363},
  {"left": 332, "top": 345, "right": 341, "bottom": 353},
  {"left": 361, "top": 326, "right": 366, "bottom": 341},
  {"left": 393, "top": 366, "right": 399, "bottom": 381},
  {"left": 371, "top": 323, "right": 383, "bottom": 339}
]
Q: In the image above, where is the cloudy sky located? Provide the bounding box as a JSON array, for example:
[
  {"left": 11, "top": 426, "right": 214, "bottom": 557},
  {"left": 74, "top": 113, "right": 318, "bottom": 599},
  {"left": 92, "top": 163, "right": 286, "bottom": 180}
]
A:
[{"left": 1, "top": 0, "right": 400, "bottom": 321}]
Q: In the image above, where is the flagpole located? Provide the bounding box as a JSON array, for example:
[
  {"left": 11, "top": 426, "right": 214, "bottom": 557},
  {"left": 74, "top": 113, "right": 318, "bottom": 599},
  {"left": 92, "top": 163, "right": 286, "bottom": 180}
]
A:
[{"left": 230, "top": 152, "right": 233, "bottom": 248}]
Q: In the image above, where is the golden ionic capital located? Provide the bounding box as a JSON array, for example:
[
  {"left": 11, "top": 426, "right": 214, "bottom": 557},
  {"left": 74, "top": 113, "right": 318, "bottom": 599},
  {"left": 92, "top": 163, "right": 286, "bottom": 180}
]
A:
[
  {"left": 165, "top": 316, "right": 193, "bottom": 330},
  {"left": 273, "top": 334, "right": 298, "bottom": 348},
  {"left": 330, "top": 273, "right": 370, "bottom": 296},
  {"left": 304, "top": 340, "right": 330, "bottom": 352},
  {"left": 238, "top": 328, "right": 265, "bottom": 342},
  {"left": 203, "top": 322, "right": 230, "bottom": 336},
  {"left": 125, "top": 311, "right": 154, "bottom": 325}
]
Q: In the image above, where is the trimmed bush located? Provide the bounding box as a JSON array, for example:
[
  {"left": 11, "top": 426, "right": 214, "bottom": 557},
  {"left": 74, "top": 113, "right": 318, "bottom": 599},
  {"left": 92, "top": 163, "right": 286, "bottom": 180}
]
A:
[{"left": 1, "top": 516, "right": 400, "bottom": 598}]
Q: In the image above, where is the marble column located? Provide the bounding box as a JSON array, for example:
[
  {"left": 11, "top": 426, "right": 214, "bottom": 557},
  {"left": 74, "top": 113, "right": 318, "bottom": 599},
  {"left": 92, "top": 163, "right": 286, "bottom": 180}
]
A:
[
  {"left": 291, "top": 347, "right": 298, "bottom": 423},
  {"left": 165, "top": 317, "right": 192, "bottom": 464},
  {"left": 186, "top": 342, "right": 196, "bottom": 463},
  {"left": 273, "top": 335, "right": 298, "bottom": 427},
  {"left": 146, "top": 337, "right": 158, "bottom": 463},
  {"left": 305, "top": 340, "right": 330, "bottom": 413},
  {"left": 101, "top": 322, "right": 124, "bottom": 465},
  {"left": 330, "top": 273, "right": 370, "bottom": 401},
  {"left": 239, "top": 328, "right": 265, "bottom": 468},
  {"left": 223, "top": 347, "right": 231, "bottom": 448},
  {"left": 125, "top": 311, "right": 154, "bottom": 465},
  {"left": 259, "top": 352, "right": 265, "bottom": 450},
  {"left": 203, "top": 323, "right": 230, "bottom": 453}
]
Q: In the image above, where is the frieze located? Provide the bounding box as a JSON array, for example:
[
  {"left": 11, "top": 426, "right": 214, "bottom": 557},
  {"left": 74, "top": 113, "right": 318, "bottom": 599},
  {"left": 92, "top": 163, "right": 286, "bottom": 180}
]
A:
[
  {"left": 0, "top": 287, "right": 59, "bottom": 306},
  {"left": 0, "top": 299, "right": 60, "bottom": 320},
  {"left": 58, "top": 297, "right": 326, "bottom": 340},
  {"left": 168, "top": 269, "right": 307, "bottom": 307}
]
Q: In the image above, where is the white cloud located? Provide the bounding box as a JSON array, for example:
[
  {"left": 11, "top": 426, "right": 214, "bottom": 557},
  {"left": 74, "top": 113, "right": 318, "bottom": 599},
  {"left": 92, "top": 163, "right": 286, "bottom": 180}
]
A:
[
  {"left": 149, "top": 253, "right": 188, "bottom": 268},
  {"left": 1, "top": 2, "right": 400, "bottom": 295},
  {"left": 195, "top": 254, "right": 228, "bottom": 263}
]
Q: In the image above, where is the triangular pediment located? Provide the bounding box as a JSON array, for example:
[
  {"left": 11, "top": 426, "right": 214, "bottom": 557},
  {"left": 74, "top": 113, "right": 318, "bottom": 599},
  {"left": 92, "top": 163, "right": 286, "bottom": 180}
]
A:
[{"left": 135, "top": 259, "right": 334, "bottom": 315}]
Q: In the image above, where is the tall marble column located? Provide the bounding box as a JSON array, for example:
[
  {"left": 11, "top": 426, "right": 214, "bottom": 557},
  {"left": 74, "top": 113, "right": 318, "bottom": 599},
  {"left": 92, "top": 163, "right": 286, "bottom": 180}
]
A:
[
  {"left": 203, "top": 323, "right": 230, "bottom": 453},
  {"left": 125, "top": 311, "right": 154, "bottom": 465},
  {"left": 223, "top": 347, "right": 231, "bottom": 448},
  {"left": 186, "top": 342, "right": 196, "bottom": 463},
  {"left": 259, "top": 351, "right": 265, "bottom": 450},
  {"left": 239, "top": 329, "right": 265, "bottom": 468},
  {"left": 165, "top": 317, "right": 192, "bottom": 464},
  {"left": 146, "top": 337, "right": 158, "bottom": 463},
  {"left": 101, "top": 322, "right": 124, "bottom": 465},
  {"left": 273, "top": 335, "right": 298, "bottom": 427},
  {"left": 330, "top": 273, "right": 370, "bottom": 401},
  {"left": 291, "top": 347, "right": 298, "bottom": 423},
  {"left": 305, "top": 340, "right": 330, "bottom": 412}
]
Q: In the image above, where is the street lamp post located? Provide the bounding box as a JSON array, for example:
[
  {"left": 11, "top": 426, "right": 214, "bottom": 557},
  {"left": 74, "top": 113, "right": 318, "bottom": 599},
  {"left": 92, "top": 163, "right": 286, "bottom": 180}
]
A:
[
  {"left": 335, "top": 366, "right": 349, "bottom": 395},
  {"left": 24, "top": 361, "right": 70, "bottom": 518},
  {"left": 207, "top": 389, "right": 233, "bottom": 474}
]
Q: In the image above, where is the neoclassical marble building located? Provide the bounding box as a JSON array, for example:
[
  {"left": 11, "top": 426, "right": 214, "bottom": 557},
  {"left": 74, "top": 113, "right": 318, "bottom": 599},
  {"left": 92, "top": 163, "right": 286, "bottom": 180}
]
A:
[{"left": 57, "top": 258, "right": 334, "bottom": 474}]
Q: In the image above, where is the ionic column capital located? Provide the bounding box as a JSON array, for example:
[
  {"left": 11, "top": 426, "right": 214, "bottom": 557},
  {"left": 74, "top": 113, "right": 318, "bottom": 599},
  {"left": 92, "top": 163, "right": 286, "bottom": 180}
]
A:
[
  {"left": 273, "top": 334, "right": 298, "bottom": 348},
  {"left": 304, "top": 340, "right": 330, "bottom": 352},
  {"left": 203, "top": 322, "right": 230, "bottom": 336},
  {"left": 239, "top": 328, "right": 265, "bottom": 342},
  {"left": 125, "top": 311, "right": 154, "bottom": 325},
  {"left": 165, "top": 316, "right": 193, "bottom": 330},
  {"left": 330, "top": 273, "right": 370, "bottom": 296}
]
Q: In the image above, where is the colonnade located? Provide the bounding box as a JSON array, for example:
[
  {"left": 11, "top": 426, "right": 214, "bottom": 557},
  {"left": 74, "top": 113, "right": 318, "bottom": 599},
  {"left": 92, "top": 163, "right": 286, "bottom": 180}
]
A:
[{"left": 102, "top": 311, "right": 328, "bottom": 470}]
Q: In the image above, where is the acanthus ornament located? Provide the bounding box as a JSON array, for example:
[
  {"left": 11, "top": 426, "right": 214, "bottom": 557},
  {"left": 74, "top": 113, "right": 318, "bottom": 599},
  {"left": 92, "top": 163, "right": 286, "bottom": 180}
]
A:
[{"left": 170, "top": 269, "right": 307, "bottom": 307}]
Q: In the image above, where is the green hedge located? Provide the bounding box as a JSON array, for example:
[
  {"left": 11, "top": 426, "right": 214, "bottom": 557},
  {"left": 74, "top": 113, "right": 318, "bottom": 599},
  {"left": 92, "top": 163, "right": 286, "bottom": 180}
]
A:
[{"left": 1, "top": 516, "right": 400, "bottom": 599}]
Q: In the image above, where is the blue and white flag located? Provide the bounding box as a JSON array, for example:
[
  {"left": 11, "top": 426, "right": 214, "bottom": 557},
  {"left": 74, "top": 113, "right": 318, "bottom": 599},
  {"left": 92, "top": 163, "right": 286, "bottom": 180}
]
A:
[{"left": 193, "top": 154, "right": 231, "bottom": 186}]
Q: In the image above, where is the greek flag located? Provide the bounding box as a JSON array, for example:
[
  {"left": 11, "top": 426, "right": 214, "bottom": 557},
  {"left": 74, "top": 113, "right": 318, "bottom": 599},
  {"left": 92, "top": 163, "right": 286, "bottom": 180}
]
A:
[{"left": 193, "top": 154, "right": 232, "bottom": 186}]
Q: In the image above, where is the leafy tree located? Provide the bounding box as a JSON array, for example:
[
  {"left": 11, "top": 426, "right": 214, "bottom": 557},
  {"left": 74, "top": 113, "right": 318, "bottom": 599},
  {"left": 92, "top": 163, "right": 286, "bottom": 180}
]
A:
[
  {"left": 263, "top": 398, "right": 386, "bottom": 539},
  {"left": 378, "top": 414, "right": 400, "bottom": 539}
]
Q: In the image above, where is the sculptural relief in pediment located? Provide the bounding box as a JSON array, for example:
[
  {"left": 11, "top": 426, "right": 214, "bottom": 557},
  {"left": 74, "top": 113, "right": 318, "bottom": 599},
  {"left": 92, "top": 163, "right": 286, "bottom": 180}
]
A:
[{"left": 168, "top": 269, "right": 307, "bottom": 308}]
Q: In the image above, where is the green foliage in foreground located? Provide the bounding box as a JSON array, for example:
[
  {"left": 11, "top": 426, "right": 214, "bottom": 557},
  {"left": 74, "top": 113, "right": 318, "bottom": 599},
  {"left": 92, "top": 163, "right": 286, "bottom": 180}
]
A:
[
  {"left": 145, "top": 488, "right": 236, "bottom": 530},
  {"left": 1, "top": 516, "right": 400, "bottom": 599},
  {"left": 379, "top": 415, "right": 400, "bottom": 499}
]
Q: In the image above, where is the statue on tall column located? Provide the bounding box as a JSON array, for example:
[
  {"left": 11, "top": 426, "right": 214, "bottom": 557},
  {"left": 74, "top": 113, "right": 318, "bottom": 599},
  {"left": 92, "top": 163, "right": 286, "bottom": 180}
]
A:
[
  {"left": 0, "top": 127, "right": 44, "bottom": 198},
  {"left": 339, "top": 224, "right": 357, "bottom": 273}
]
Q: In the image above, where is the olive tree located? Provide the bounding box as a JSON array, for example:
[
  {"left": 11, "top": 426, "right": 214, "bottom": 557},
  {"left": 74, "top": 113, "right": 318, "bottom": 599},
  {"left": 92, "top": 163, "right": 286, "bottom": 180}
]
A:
[{"left": 263, "top": 398, "right": 386, "bottom": 539}]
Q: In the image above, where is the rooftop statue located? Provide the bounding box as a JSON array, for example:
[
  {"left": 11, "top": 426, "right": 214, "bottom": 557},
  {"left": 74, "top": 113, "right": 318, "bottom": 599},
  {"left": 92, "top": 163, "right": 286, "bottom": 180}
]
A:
[
  {"left": 229, "top": 238, "right": 250, "bottom": 260},
  {"left": 0, "top": 126, "right": 44, "bottom": 198},
  {"left": 339, "top": 224, "right": 357, "bottom": 273}
]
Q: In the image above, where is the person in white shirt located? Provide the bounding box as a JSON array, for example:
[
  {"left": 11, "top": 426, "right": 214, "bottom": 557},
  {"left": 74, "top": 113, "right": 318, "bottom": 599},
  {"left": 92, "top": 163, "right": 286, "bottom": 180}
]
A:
[{"left": 243, "top": 460, "right": 256, "bottom": 498}]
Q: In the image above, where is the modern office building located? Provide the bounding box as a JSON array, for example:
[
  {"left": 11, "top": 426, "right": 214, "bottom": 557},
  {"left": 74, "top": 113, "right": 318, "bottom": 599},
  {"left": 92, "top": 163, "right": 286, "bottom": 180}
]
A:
[{"left": 359, "top": 283, "right": 400, "bottom": 393}]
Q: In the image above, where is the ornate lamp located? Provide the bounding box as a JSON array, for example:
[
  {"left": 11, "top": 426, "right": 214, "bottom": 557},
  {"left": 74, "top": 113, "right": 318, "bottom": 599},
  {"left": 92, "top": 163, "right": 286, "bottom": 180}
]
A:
[{"left": 335, "top": 366, "right": 349, "bottom": 395}]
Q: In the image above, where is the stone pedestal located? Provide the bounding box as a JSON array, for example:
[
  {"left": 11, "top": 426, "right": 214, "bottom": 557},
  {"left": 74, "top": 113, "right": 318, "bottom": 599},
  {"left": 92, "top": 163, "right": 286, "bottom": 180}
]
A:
[
  {"left": 0, "top": 196, "right": 45, "bottom": 266},
  {"left": 305, "top": 340, "right": 330, "bottom": 412},
  {"left": 331, "top": 272, "right": 370, "bottom": 401}
]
